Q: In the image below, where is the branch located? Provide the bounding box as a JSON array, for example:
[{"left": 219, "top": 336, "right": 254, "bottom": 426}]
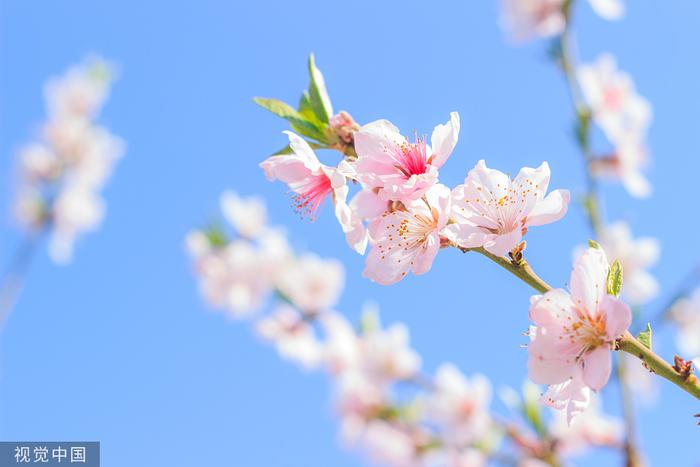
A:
[{"left": 616, "top": 331, "right": 700, "bottom": 401}]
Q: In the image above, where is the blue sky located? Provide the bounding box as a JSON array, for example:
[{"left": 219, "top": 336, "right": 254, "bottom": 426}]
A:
[{"left": 1, "top": 1, "right": 699, "bottom": 465}]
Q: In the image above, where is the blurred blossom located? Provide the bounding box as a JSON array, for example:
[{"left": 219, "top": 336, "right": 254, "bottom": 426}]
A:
[
  {"left": 255, "top": 304, "right": 323, "bottom": 369},
  {"left": 578, "top": 54, "right": 653, "bottom": 198},
  {"left": 220, "top": 190, "right": 267, "bottom": 238},
  {"left": 500, "top": 0, "right": 623, "bottom": 42},
  {"left": 14, "top": 57, "right": 124, "bottom": 263},
  {"left": 445, "top": 160, "right": 569, "bottom": 257},
  {"left": 595, "top": 221, "right": 660, "bottom": 305},
  {"left": 423, "top": 364, "right": 492, "bottom": 445},
  {"left": 621, "top": 352, "right": 658, "bottom": 404},
  {"left": 668, "top": 289, "right": 700, "bottom": 357},
  {"left": 276, "top": 254, "right": 344, "bottom": 315},
  {"left": 549, "top": 395, "right": 623, "bottom": 456}
]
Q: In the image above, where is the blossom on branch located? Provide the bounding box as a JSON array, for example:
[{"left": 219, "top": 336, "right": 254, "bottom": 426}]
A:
[
  {"left": 260, "top": 131, "right": 368, "bottom": 253},
  {"left": 353, "top": 113, "right": 460, "bottom": 204},
  {"left": 528, "top": 247, "right": 632, "bottom": 423},
  {"left": 364, "top": 184, "right": 451, "bottom": 285},
  {"left": 445, "top": 160, "right": 569, "bottom": 257}
]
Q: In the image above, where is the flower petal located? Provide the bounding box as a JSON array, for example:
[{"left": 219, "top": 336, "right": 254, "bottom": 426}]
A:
[
  {"left": 582, "top": 346, "right": 612, "bottom": 390},
  {"left": 429, "top": 112, "right": 460, "bottom": 168}
]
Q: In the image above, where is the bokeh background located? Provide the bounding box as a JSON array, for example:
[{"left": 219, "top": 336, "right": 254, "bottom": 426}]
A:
[{"left": 1, "top": 1, "right": 699, "bottom": 465}]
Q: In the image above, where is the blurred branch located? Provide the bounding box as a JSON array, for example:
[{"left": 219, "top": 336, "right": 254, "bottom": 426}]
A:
[{"left": 0, "top": 233, "right": 42, "bottom": 329}]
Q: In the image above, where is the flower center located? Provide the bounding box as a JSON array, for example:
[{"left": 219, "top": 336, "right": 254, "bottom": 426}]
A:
[
  {"left": 392, "top": 137, "right": 429, "bottom": 179},
  {"left": 563, "top": 310, "right": 608, "bottom": 359},
  {"left": 292, "top": 174, "right": 332, "bottom": 220}
]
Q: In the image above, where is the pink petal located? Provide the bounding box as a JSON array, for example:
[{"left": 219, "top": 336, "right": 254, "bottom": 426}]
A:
[
  {"left": 529, "top": 289, "right": 575, "bottom": 327},
  {"left": 354, "top": 119, "right": 404, "bottom": 164},
  {"left": 570, "top": 247, "right": 609, "bottom": 317},
  {"left": 411, "top": 232, "right": 440, "bottom": 275},
  {"left": 582, "top": 346, "right": 612, "bottom": 390},
  {"left": 526, "top": 189, "right": 570, "bottom": 227},
  {"left": 483, "top": 227, "right": 522, "bottom": 257},
  {"left": 429, "top": 112, "right": 460, "bottom": 168},
  {"left": 602, "top": 295, "right": 632, "bottom": 340}
]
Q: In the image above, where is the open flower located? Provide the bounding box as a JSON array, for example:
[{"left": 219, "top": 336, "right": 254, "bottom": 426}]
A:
[
  {"left": 528, "top": 248, "right": 631, "bottom": 422},
  {"left": 364, "top": 184, "right": 451, "bottom": 285},
  {"left": 353, "top": 112, "right": 459, "bottom": 203},
  {"left": 596, "top": 221, "right": 659, "bottom": 305},
  {"left": 445, "top": 160, "right": 569, "bottom": 256},
  {"left": 260, "top": 131, "right": 367, "bottom": 253}
]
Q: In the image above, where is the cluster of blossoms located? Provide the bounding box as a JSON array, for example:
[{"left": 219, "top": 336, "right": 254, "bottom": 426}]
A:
[
  {"left": 261, "top": 114, "right": 570, "bottom": 285},
  {"left": 253, "top": 54, "right": 654, "bottom": 428},
  {"left": 187, "top": 192, "right": 623, "bottom": 466},
  {"left": 14, "top": 57, "right": 124, "bottom": 263}
]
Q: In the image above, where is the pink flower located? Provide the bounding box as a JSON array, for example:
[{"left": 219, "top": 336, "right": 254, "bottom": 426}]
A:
[
  {"left": 445, "top": 160, "right": 569, "bottom": 256},
  {"left": 364, "top": 184, "right": 451, "bottom": 285},
  {"left": 353, "top": 112, "right": 459, "bottom": 203},
  {"left": 578, "top": 54, "right": 651, "bottom": 143},
  {"left": 528, "top": 247, "right": 632, "bottom": 422},
  {"left": 260, "top": 131, "right": 368, "bottom": 253}
]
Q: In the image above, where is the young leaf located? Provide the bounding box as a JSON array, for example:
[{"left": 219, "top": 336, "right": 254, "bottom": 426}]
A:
[
  {"left": 254, "top": 96, "right": 328, "bottom": 143},
  {"left": 253, "top": 97, "right": 298, "bottom": 119},
  {"left": 606, "top": 259, "right": 623, "bottom": 297},
  {"left": 637, "top": 323, "right": 652, "bottom": 350},
  {"left": 307, "top": 54, "right": 333, "bottom": 124},
  {"left": 588, "top": 239, "right": 601, "bottom": 249}
]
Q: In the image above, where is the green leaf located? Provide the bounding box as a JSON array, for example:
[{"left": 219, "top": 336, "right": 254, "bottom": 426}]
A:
[
  {"left": 204, "top": 224, "right": 227, "bottom": 248},
  {"left": 307, "top": 53, "right": 333, "bottom": 124},
  {"left": 637, "top": 323, "right": 652, "bottom": 350},
  {"left": 607, "top": 259, "right": 623, "bottom": 297},
  {"left": 588, "top": 239, "right": 601, "bottom": 249},
  {"left": 253, "top": 96, "right": 328, "bottom": 143},
  {"left": 253, "top": 97, "right": 298, "bottom": 118}
]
